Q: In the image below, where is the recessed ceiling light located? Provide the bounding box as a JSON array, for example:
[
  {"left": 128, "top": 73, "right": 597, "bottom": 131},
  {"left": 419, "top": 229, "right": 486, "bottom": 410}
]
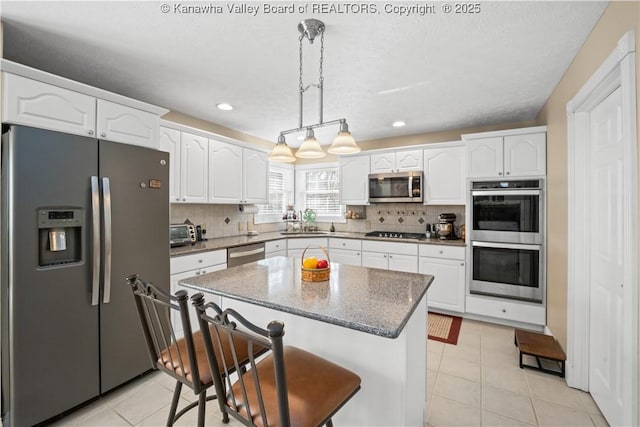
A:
[
  {"left": 217, "top": 103, "right": 234, "bottom": 111},
  {"left": 392, "top": 121, "right": 406, "bottom": 128}
]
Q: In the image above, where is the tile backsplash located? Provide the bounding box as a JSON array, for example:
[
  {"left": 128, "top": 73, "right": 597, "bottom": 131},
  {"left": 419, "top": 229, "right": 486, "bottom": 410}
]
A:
[{"left": 171, "top": 203, "right": 465, "bottom": 239}]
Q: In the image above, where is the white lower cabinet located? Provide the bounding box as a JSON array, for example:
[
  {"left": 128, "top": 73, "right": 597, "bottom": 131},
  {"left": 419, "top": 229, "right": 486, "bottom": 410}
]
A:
[
  {"left": 169, "top": 250, "right": 227, "bottom": 338},
  {"left": 418, "top": 245, "right": 465, "bottom": 313},
  {"left": 361, "top": 240, "right": 418, "bottom": 273},
  {"left": 265, "top": 239, "right": 287, "bottom": 259},
  {"left": 465, "top": 295, "right": 545, "bottom": 326},
  {"left": 329, "top": 238, "right": 362, "bottom": 267},
  {"left": 287, "top": 238, "right": 329, "bottom": 264}
]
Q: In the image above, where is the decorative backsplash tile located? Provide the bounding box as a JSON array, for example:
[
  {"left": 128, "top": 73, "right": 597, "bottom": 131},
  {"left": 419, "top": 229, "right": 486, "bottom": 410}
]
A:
[{"left": 171, "top": 202, "right": 465, "bottom": 239}]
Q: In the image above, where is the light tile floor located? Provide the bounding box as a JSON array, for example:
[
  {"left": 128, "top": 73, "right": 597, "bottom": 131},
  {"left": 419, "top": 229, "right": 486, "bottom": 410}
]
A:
[
  {"left": 426, "top": 319, "right": 610, "bottom": 427},
  {"left": 45, "top": 319, "right": 609, "bottom": 427}
]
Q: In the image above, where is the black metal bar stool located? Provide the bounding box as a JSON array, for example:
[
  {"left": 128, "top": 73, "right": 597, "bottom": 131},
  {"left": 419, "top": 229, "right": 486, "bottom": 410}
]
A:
[
  {"left": 125, "top": 275, "right": 266, "bottom": 426},
  {"left": 192, "top": 293, "right": 362, "bottom": 427}
]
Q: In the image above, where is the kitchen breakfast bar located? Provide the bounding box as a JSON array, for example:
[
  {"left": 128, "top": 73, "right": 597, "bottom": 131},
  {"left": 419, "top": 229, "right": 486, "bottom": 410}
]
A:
[{"left": 179, "top": 256, "right": 433, "bottom": 426}]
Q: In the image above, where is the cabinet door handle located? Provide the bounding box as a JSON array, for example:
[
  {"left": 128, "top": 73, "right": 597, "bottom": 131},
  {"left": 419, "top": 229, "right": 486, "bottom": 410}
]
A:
[
  {"left": 498, "top": 171, "right": 503, "bottom": 176},
  {"left": 460, "top": 262, "right": 465, "bottom": 266},
  {"left": 88, "top": 129, "right": 94, "bottom": 136},
  {"left": 201, "top": 269, "right": 207, "bottom": 274},
  {"left": 502, "top": 308, "right": 506, "bottom": 313},
  {"left": 195, "top": 271, "right": 201, "bottom": 275},
  {"left": 439, "top": 250, "right": 444, "bottom": 254},
  {"left": 198, "top": 259, "right": 203, "bottom": 263},
  {"left": 506, "top": 171, "right": 511, "bottom": 175},
  {"left": 100, "top": 132, "right": 107, "bottom": 138}
]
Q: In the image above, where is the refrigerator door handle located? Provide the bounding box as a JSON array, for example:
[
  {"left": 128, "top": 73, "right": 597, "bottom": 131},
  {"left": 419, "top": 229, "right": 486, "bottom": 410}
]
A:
[
  {"left": 91, "top": 176, "right": 101, "bottom": 306},
  {"left": 102, "top": 177, "right": 113, "bottom": 304}
]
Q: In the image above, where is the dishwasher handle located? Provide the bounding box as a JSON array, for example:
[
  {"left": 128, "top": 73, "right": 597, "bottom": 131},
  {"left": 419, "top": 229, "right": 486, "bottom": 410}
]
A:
[{"left": 228, "top": 247, "right": 265, "bottom": 258}]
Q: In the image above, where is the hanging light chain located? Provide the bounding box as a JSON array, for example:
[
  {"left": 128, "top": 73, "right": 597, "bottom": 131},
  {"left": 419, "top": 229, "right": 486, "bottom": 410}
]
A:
[
  {"left": 319, "top": 30, "right": 324, "bottom": 87},
  {"left": 298, "top": 34, "right": 304, "bottom": 93}
]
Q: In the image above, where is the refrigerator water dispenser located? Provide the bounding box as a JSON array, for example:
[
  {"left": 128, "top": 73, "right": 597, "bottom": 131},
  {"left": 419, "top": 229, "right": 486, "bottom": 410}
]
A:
[{"left": 38, "top": 208, "right": 83, "bottom": 266}]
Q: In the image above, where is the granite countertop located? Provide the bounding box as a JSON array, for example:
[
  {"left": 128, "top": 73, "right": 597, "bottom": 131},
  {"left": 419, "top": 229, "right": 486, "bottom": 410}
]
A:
[
  {"left": 179, "top": 256, "right": 434, "bottom": 339},
  {"left": 171, "top": 230, "right": 466, "bottom": 257}
]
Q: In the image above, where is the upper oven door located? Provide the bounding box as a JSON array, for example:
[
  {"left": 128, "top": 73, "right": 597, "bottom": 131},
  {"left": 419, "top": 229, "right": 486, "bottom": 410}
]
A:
[
  {"left": 368, "top": 172, "right": 423, "bottom": 203},
  {"left": 471, "top": 188, "right": 543, "bottom": 244}
]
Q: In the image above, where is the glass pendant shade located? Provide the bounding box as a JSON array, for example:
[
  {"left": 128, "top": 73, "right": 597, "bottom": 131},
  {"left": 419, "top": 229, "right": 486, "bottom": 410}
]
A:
[
  {"left": 295, "top": 129, "right": 326, "bottom": 158},
  {"left": 268, "top": 135, "right": 296, "bottom": 163},
  {"left": 328, "top": 121, "right": 361, "bottom": 154}
]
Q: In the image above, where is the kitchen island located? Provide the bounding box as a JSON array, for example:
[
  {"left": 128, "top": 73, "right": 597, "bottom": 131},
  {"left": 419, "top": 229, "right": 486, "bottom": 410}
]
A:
[{"left": 180, "top": 256, "right": 433, "bottom": 427}]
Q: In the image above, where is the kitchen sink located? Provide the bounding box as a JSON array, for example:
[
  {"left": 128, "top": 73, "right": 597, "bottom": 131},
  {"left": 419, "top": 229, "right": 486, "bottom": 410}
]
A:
[{"left": 280, "top": 231, "right": 330, "bottom": 235}]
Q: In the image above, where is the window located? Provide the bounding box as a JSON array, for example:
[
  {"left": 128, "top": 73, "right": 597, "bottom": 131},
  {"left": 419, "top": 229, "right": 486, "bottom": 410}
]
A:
[
  {"left": 296, "top": 164, "right": 344, "bottom": 222},
  {"left": 255, "top": 165, "right": 293, "bottom": 223}
]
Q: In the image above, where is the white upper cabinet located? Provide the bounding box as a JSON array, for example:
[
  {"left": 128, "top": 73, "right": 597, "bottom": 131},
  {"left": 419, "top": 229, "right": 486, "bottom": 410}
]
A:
[
  {"left": 467, "top": 137, "right": 503, "bottom": 178},
  {"left": 2, "top": 66, "right": 166, "bottom": 148},
  {"left": 96, "top": 99, "right": 158, "bottom": 148},
  {"left": 180, "top": 132, "right": 209, "bottom": 203},
  {"left": 423, "top": 144, "right": 466, "bottom": 205},
  {"left": 242, "top": 149, "right": 268, "bottom": 204},
  {"left": 158, "top": 126, "right": 181, "bottom": 203},
  {"left": 370, "top": 149, "right": 423, "bottom": 173},
  {"left": 209, "top": 140, "right": 243, "bottom": 203},
  {"left": 3, "top": 73, "right": 96, "bottom": 137},
  {"left": 208, "top": 142, "right": 268, "bottom": 204},
  {"left": 339, "top": 155, "right": 370, "bottom": 205},
  {"left": 503, "top": 133, "right": 546, "bottom": 177},
  {"left": 465, "top": 127, "right": 546, "bottom": 178}
]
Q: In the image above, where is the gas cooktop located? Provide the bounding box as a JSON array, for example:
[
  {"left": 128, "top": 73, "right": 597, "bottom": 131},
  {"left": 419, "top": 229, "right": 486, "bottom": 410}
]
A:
[{"left": 364, "top": 231, "right": 425, "bottom": 240}]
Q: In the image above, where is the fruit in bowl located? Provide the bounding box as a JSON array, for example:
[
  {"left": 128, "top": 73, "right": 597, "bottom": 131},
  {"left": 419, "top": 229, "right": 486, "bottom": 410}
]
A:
[
  {"left": 302, "top": 257, "right": 318, "bottom": 269},
  {"left": 316, "top": 259, "right": 329, "bottom": 269}
]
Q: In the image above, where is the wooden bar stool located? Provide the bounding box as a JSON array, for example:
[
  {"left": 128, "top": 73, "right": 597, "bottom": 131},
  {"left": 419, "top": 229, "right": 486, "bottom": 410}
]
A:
[{"left": 192, "top": 293, "right": 362, "bottom": 427}]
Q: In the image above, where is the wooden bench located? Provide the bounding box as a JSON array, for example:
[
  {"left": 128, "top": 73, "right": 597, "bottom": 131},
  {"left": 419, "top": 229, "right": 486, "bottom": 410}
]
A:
[{"left": 514, "top": 329, "right": 566, "bottom": 378}]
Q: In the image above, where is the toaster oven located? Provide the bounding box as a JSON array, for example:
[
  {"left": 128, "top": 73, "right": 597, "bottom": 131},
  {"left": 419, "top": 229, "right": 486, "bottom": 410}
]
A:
[{"left": 170, "top": 224, "right": 196, "bottom": 247}]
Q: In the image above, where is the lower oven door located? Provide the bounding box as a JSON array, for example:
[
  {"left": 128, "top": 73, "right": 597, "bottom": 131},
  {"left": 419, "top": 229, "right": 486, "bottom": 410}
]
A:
[{"left": 470, "top": 241, "right": 543, "bottom": 303}]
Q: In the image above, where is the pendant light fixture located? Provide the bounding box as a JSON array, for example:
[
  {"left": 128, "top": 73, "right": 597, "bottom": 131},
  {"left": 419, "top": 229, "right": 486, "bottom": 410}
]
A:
[{"left": 268, "top": 19, "right": 361, "bottom": 162}]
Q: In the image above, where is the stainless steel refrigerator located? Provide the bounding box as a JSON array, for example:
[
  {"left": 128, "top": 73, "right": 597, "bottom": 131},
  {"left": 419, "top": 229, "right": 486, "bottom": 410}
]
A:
[{"left": 1, "top": 125, "right": 170, "bottom": 426}]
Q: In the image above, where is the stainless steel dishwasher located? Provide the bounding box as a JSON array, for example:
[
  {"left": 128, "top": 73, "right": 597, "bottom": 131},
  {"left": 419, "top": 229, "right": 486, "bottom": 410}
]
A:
[{"left": 227, "top": 242, "right": 265, "bottom": 267}]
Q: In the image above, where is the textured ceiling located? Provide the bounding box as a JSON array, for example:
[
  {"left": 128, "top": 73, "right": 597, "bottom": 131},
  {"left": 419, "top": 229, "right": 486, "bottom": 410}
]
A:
[{"left": 1, "top": 1, "right": 608, "bottom": 147}]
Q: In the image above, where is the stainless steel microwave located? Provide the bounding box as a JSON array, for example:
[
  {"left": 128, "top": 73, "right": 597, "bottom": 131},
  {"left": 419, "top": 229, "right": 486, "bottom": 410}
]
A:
[{"left": 368, "top": 171, "right": 423, "bottom": 203}]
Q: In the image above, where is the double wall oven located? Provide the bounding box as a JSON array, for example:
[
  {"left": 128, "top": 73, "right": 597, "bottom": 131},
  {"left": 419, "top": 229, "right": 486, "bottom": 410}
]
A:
[{"left": 469, "top": 179, "right": 545, "bottom": 303}]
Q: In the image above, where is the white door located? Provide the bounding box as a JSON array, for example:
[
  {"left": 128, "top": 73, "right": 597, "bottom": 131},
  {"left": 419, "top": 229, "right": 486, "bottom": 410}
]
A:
[
  {"left": 370, "top": 153, "right": 395, "bottom": 173},
  {"left": 158, "top": 127, "right": 181, "bottom": 203},
  {"left": 181, "top": 132, "right": 209, "bottom": 203},
  {"left": 395, "top": 150, "right": 423, "bottom": 172},
  {"left": 242, "top": 149, "right": 269, "bottom": 204},
  {"left": 588, "top": 86, "right": 625, "bottom": 426},
  {"left": 419, "top": 257, "right": 465, "bottom": 313},
  {"left": 503, "top": 133, "right": 546, "bottom": 177},
  {"left": 340, "top": 155, "right": 370, "bottom": 205},
  {"left": 209, "top": 140, "right": 243, "bottom": 203},
  {"left": 424, "top": 146, "right": 466, "bottom": 205},
  {"left": 467, "top": 137, "right": 503, "bottom": 178},
  {"left": 362, "top": 251, "right": 388, "bottom": 270},
  {"left": 388, "top": 254, "right": 417, "bottom": 273}
]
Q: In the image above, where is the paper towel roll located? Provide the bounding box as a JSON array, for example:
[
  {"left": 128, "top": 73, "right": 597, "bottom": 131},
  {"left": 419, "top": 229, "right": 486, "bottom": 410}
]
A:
[{"left": 238, "top": 204, "right": 259, "bottom": 213}]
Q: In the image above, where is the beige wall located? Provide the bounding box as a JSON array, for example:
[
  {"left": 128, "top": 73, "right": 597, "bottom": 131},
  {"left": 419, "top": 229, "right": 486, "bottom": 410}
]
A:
[
  {"left": 162, "top": 110, "right": 274, "bottom": 151},
  {"left": 536, "top": 0, "right": 640, "bottom": 361}
]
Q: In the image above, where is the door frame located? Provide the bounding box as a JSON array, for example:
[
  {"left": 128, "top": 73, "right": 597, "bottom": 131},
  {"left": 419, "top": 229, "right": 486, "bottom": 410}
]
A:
[{"left": 566, "top": 30, "right": 638, "bottom": 425}]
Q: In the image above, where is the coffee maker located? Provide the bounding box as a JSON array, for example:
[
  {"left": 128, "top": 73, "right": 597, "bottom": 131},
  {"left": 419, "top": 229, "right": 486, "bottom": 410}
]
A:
[{"left": 438, "top": 213, "right": 457, "bottom": 240}]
